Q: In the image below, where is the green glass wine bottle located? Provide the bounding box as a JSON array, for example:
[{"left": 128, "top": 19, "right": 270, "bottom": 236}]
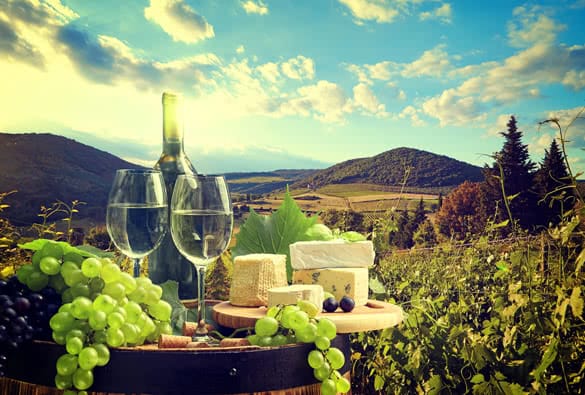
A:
[{"left": 148, "top": 92, "right": 197, "bottom": 299}]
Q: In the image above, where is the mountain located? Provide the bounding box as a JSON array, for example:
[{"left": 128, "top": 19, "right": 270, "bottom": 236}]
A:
[
  {"left": 0, "top": 133, "right": 143, "bottom": 225},
  {"left": 224, "top": 170, "right": 317, "bottom": 194},
  {"left": 292, "top": 147, "right": 484, "bottom": 189}
]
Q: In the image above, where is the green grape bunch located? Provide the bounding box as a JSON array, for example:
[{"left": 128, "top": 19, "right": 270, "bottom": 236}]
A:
[
  {"left": 16, "top": 239, "right": 174, "bottom": 395},
  {"left": 247, "top": 300, "right": 351, "bottom": 395}
]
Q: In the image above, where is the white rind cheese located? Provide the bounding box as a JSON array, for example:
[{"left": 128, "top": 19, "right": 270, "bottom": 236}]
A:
[
  {"left": 229, "top": 254, "right": 288, "bottom": 307},
  {"left": 290, "top": 240, "right": 374, "bottom": 270},
  {"left": 267, "top": 284, "right": 324, "bottom": 308},
  {"left": 292, "top": 267, "right": 369, "bottom": 306}
]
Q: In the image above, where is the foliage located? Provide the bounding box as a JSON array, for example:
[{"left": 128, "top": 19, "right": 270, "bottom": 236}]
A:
[
  {"left": 30, "top": 199, "right": 85, "bottom": 243},
  {"left": 321, "top": 209, "right": 367, "bottom": 233},
  {"left": 412, "top": 219, "right": 438, "bottom": 248},
  {"left": 436, "top": 181, "right": 485, "bottom": 240},
  {"left": 84, "top": 225, "right": 112, "bottom": 251},
  {"left": 205, "top": 250, "right": 233, "bottom": 300}
]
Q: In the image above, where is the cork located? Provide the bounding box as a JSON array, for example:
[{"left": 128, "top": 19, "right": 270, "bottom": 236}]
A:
[
  {"left": 182, "top": 321, "right": 215, "bottom": 336},
  {"left": 219, "top": 338, "right": 251, "bottom": 348},
  {"left": 158, "top": 334, "right": 192, "bottom": 349},
  {"left": 186, "top": 341, "right": 211, "bottom": 349}
]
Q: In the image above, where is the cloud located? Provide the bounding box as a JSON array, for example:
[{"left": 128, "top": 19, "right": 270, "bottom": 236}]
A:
[
  {"left": 241, "top": 0, "right": 269, "bottom": 15},
  {"left": 486, "top": 114, "right": 515, "bottom": 137},
  {"left": 543, "top": 106, "right": 585, "bottom": 148},
  {"left": 279, "top": 80, "right": 349, "bottom": 123},
  {"left": 507, "top": 5, "right": 566, "bottom": 48},
  {"left": 256, "top": 62, "right": 280, "bottom": 83},
  {"left": 401, "top": 44, "right": 453, "bottom": 78},
  {"left": 144, "top": 0, "right": 214, "bottom": 43},
  {"left": 399, "top": 105, "right": 426, "bottom": 127},
  {"left": 338, "top": 0, "right": 399, "bottom": 24},
  {"left": 0, "top": 18, "right": 45, "bottom": 67},
  {"left": 422, "top": 88, "right": 486, "bottom": 127},
  {"left": 351, "top": 83, "right": 388, "bottom": 117},
  {"left": 281, "top": 56, "right": 315, "bottom": 80},
  {"left": 236, "top": 45, "right": 245, "bottom": 54},
  {"left": 419, "top": 3, "right": 452, "bottom": 23},
  {"left": 397, "top": 89, "right": 407, "bottom": 100}
]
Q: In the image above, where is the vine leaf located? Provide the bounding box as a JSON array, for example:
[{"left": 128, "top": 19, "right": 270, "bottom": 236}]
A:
[{"left": 570, "top": 287, "right": 584, "bottom": 319}]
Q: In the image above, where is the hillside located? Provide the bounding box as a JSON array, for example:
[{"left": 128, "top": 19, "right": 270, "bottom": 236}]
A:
[
  {"left": 292, "top": 147, "right": 484, "bottom": 189},
  {"left": 224, "top": 169, "right": 317, "bottom": 194},
  {"left": 0, "top": 133, "right": 143, "bottom": 225}
]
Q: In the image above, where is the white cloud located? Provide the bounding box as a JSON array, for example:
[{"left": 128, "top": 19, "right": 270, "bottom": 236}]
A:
[
  {"left": 281, "top": 55, "right": 315, "bottom": 80},
  {"left": 507, "top": 5, "right": 566, "bottom": 48},
  {"left": 401, "top": 44, "right": 452, "bottom": 78},
  {"left": 236, "top": 45, "right": 245, "bottom": 54},
  {"left": 144, "top": 0, "right": 214, "bottom": 44},
  {"left": 422, "top": 88, "right": 486, "bottom": 127},
  {"left": 399, "top": 105, "right": 426, "bottom": 127},
  {"left": 256, "top": 62, "right": 280, "bottom": 83},
  {"left": 241, "top": 0, "right": 269, "bottom": 15},
  {"left": 419, "top": 3, "right": 452, "bottom": 23},
  {"left": 338, "top": 0, "right": 399, "bottom": 24},
  {"left": 280, "top": 80, "right": 349, "bottom": 123},
  {"left": 397, "top": 89, "right": 407, "bottom": 100},
  {"left": 351, "top": 83, "right": 388, "bottom": 117},
  {"left": 543, "top": 106, "right": 585, "bottom": 148},
  {"left": 486, "top": 114, "right": 515, "bottom": 137},
  {"left": 365, "top": 61, "right": 394, "bottom": 80}
]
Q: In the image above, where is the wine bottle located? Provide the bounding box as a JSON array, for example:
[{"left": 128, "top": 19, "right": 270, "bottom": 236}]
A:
[{"left": 148, "top": 92, "right": 197, "bottom": 299}]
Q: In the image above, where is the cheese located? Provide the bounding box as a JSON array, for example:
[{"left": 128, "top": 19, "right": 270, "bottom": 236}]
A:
[
  {"left": 290, "top": 240, "right": 374, "bottom": 270},
  {"left": 267, "top": 284, "right": 324, "bottom": 308},
  {"left": 292, "top": 267, "right": 369, "bottom": 306},
  {"left": 229, "top": 254, "right": 288, "bottom": 307}
]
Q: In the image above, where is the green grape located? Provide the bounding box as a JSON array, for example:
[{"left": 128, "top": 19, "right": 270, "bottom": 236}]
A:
[
  {"left": 285, "top": 333, "right": 297, "bottom": 344},
  {"left": 61, "top": 288, "right": 74, "bottom": 304},
  {"left": 16, "top": 264, "right": 35, "bottom": 284},
  {"left": 289, "top": 310, "right": 309, "bottom": 331},
  {"left": 139, "top": 316, "right": 156, "bottom": 337},
  {"left": 72, "top": 368, "right": 94, "bottom": 390},
  {"left": 123, "top": 301, "right": 142, "bottom": 323},
  {"left": 257, "top": 336, "right": 273, "bottom": 347},
  {"left": 78, "top": 346, "right": 99, "bottom": 370},
  {"left": 54, "top": 373, "right": 73, "bottom": 390},
  {"left": 71, "top": 283, "right": 91, "bottom": 298},
  {"left": 93, "top": 330, "right": 107, "bottom": 344},
  {"left": 315, "top": 335, "right": 330, "bottom": 350},
  {"left": 103, "top": 282, "right": 126, "bottom": 300},
  {"left": 71, "top": 296, "right": 93, "bottom": 320},
  {"left": 143, "top": 288, "right": 161, "bottom": 305},
  {"left": 71, "top": 319, "right": 91, "bottom": 333},
  {"left": 135, "top": 276, "right": 152, "bottom": 287},
  {"left": 106, "top": 327, "right": 125, "bottom": 347},
  {"left": 63, "top": 390, "right": 77, "bottom": 395},
  {"left": 255, "top": 317, "right": 279, "bottom": 337},
  {"left": 118, "top": 296, "right": 129, "bottom": 306},
  {"left": 50, "top": 312, "right": 75, "bottom": 332},
  {"left": 246, "top": 334, "right": 259, "bottom": 345},
  {"left": 128, "top": 287, "right": 146, "bottom": 303},
  {"left": 113, "top": 306, "right": 127, "bottom": 319},
  {"left": 314, "top": 361, "right": 331, "bottom": 381},
  {"left": 49, "top": 273, "right": 67, "bottom": 293},
  {"left": 32, "top": 250, "right": 43, "bottom": 268},
  {"left": 149, "top": 284, "right": 163, "bottom": 299},
  {"left": 59, "top": 303, "right": 73, "bottom": 313},
  {"left": 134, "top": 312, "right": 147, "bottom": 328},
  {"left": 60, "top": 261, "right": 79, "bottom": 278},
  {"left": 27, "top": 270, "right": 49, "bottom": 291},
  {"left": 272, "top": 334, "right": 287, "bottom": 346},
  {"left": 52, "top": 330, "right": 67, "bottom": 345},
  {"left": 307, "top": 350, "right": 325, "bottom": 369},
  {"left": 107, "top": 312, "right": 125, "bottom": 329},
  {"left": 336, "top": 376, "right": 351, "bottom": 393},
  {"left": 121, "top": 323, "right": 140, "bottom": 344},
  {"left": 297, "top": 300, "right": 319, "bottom": 318},
  {"left": 63, "top": 251, "right": 84, "bottom": 265},
  {"left": 66, "top": 336, "right": 84, "bottom": 355},
  {"left": 321, "top": 378, "right": 337, "bottom": 395},
  {"left": 147, "top": 300, "right": 172, "bottom": 321},
  {"left": 118, "top": 272, "right": 137, "bottom": 294},
  {"left": 326, "top": 347, "right": 345, "bottom": 370},
  {"left": 266, "top": 305, "right": 281, "bottom": 318},
  {"left": 81, "top": 257, "right": 102, "bottom": 278},
  {"left": 101, "top": 262, "right": 122, "bottom": 283},
  {"left": 41, "top": 240, "right": 64, "bottom": 259},
  {"left": 323, "top": 291, "right": 335, "bottom": 300},
  {"left": 157, "top": 321, "right": 173, "bottom": 335},
  {"left": 93, "top": 294, "right": 117, "bottom": 314},
  {"left": 280, "top": 310, "right": 295, "bottom": 329},
  {"left": 296, "top": 322, "right": 317, "bottom": 343},
  {"left": 88, "top": 277, "right": 105, "bottom": 293},
  {"left": 56, "top": 354, "right": 78, "bottom": 376},
  {"left": 66, "top": 329, "right": 86, "bottom": 344},
  {"left": 88, "top": 310, "right": 107, "bottom": 330},
  {"left": 93, "top": 343, "right": 110, "bottom": 366},
  {"left": 63, "top": 269, "right": 86, "bottom": 287},
  {"left": 316, "top": 318, "right": 337, "bottom": 340},
  {"left": 40, "top": 256, "right": 61, "bottom": 275}
]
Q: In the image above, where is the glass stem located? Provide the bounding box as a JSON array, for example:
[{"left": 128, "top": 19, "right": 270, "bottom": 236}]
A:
[
  {"left": 133, "top": 258, "right": 141, "bottom": 278},
  {"left": 195, "top": 265, "right": 207, "bottom": 335}
]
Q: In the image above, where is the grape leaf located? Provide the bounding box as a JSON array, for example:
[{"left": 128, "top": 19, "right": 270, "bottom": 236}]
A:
[
  {"left": 18, "top": 238, "right": 97, "bottom": 258},
  {"left": 160, "top": 280, "right": 197, "bottom": 335},
  {"left": 232, "top": 189, "right": 317, "bottom": 282}
]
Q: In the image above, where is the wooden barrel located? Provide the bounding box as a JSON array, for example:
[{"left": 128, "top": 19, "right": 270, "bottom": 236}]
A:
[{"left": 2, "top": 335, "right": 351, "bottom": 395}]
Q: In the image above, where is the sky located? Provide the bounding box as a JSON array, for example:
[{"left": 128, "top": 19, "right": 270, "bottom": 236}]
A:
[{"left": 0, "top": 0, "right": 584, "bottom": 175}]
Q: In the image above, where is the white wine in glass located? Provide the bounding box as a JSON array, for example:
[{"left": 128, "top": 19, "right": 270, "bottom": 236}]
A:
[
  {"left": 170, "top": 175, "right": 233, "bottom": 341},
  {"left": 106, "top": 169, "right": 168, "bottom": 277}
]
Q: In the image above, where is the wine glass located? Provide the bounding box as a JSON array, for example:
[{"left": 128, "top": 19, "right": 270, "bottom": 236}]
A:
[
  {"left": 170, "top": 175, "right": 233, "bottom": 341},
  {"left": 106, "top": 169, "right": 168, "bottom": 277}
]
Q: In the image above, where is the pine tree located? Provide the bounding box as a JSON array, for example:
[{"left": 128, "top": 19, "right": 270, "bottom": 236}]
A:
[
  {"left": 412, "top": 198, "right": 427, "bottom": 230},
  {"left": 390, "top": 210, "right": 413, "bottom": 249},
  {"left": 534, "top": 139, "right": 572, "bottom": 227},
  {"left": 413, "top": 219, "right": 437, "bottom": 248},
  {"left": 481, "top": 116, "right": 537, "bottom": 232}
]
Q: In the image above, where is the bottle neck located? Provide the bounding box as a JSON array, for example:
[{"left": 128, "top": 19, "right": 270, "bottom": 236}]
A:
[{"left": 162, "top": 92, "right": 184, "bottom": 156}]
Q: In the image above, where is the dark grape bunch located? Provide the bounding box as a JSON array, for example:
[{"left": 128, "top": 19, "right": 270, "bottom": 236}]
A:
[{"left": 0, "top": 276, "right": 61, "bottom": 377}]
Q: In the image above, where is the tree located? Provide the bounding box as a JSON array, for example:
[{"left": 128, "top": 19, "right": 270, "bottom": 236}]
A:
[
  {"left": 481, "top": 116, "right": 537, "bottom": 232},
  {"left": 436, "top": 181, "right": 485, "bottom": 240},
  {"left": 413, "top": 219, "right": 437, "bottom": 248},
  {"left": 411, "top": 198, "right": 427, "bottom": 231},
  {"left": 390, "top": 210, "right": 413, "bottom": 249},
  {"left": 534, "top": 138, "right": 572, "bottom": 227}
]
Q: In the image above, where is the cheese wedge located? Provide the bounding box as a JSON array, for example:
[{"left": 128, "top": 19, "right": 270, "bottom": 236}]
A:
[
  {"left": 267, "top": 284, "right": 324, "bottom": 308},
  {"left": 290, "top": 240, "right": 374, "bottom": 269},
  {"left": 292, "top": 267, "right": 369, "bottom": 306},
  {"left": 229, "top": 254, "right": 288, "bottom": 307}
]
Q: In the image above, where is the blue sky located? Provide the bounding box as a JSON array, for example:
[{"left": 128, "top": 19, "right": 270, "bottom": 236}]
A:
[{"left": 1, "top": 0, "right": 584, "bottom": 175}]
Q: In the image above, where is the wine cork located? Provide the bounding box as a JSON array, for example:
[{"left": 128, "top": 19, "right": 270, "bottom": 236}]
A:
[
  {"left": 186, "top": 341, "right": 211, "bottom": 349},
  {"left": 183, "top": 321, "right": 215, "bottom": 336},
  {"left": 158, "top": 334, "right": 192, "bottom": 348},
  {"left": 219, "top": 338, "right": 251, "bottom": 348}
]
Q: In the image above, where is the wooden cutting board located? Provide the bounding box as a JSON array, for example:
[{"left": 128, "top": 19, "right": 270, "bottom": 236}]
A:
[{"left": 212, "top": 300, "right": 403, "bottom": 334}]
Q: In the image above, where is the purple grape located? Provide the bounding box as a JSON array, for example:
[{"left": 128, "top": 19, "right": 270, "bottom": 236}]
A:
[
  {"left": 339, "top": 296, "right": 355, "bottom": 312},
  {"left": 323, "top": 297, "right": 339, "bottom": 313}
]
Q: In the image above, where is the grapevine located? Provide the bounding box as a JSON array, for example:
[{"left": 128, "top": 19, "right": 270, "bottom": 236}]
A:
[
  {"left": 247, "top": 300, "right": 351, "bottom": 395},
  {"left": 6, "top": 239, "right": 173, "bottom": 395}
]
